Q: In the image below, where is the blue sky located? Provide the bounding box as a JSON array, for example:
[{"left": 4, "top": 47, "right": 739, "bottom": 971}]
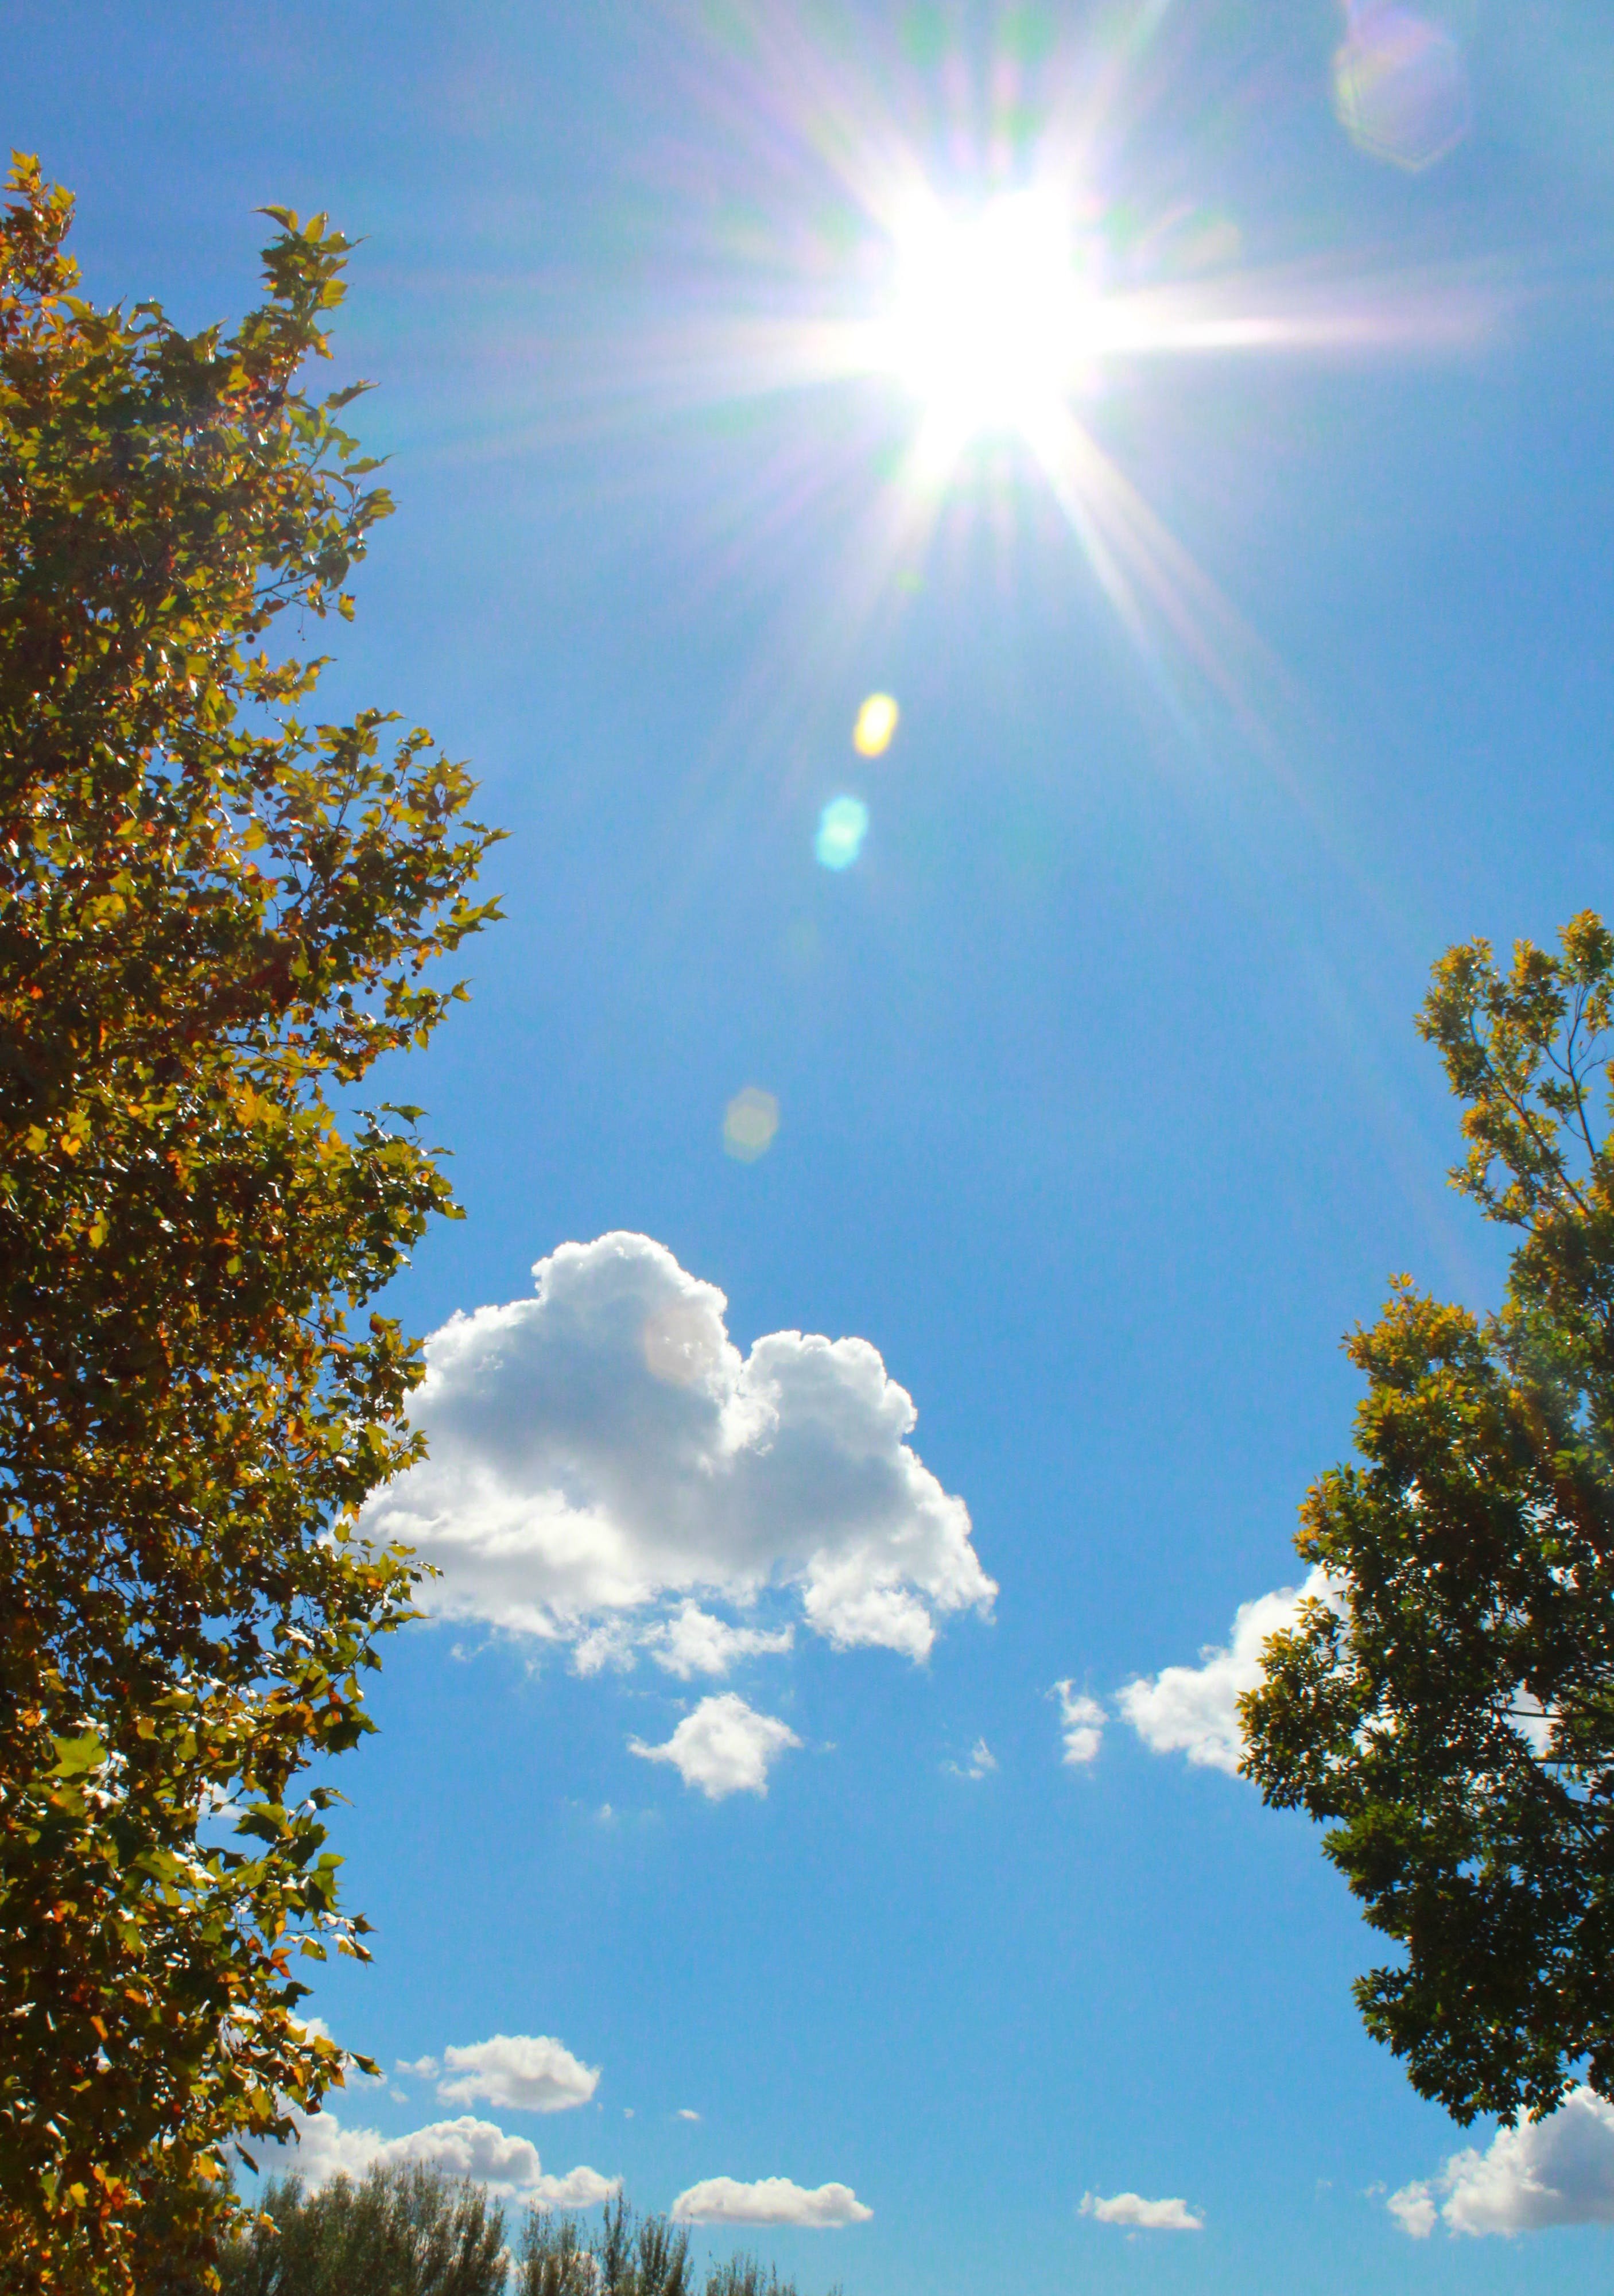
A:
[{"left": 12, "top": 0, "right": 1614, "bottom": 2283}]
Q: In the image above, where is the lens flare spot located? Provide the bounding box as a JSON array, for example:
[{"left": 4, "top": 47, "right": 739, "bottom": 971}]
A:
[
  {"left": 642, "top": 1302, "right": 723, "bottom": 1385},
  {"left": 1333, "top": 6, "right": 1471, "bottom": 172},
  {"left": 815, "top": 795, "right": 870, "bottom": 870},
  {"left": 852, "top": 692, "right": 900, "bottom": 757},
  {"left": 722, "top": 1086, "right": 780, "bottom": 1163}
]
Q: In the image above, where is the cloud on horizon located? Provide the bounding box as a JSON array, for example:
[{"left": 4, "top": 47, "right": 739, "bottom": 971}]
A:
[
  {"left": 1081, "top": 2190, "right": 1203, "bottom": 2231},
  {"left": 672, "top": 2177, "right": 872, "bottom": 2227},
  {"left": 364, "top": 1234, "right": 995, "bottom": 1665},
  {"left": 280, "top": 2108, "right": 616, "bottom": 2209},
  {"left": 630, "top": 1693, "right": 801, "bottom": 1798},
  {"left": 1390, "top": 2087, "right": 1614, "bottom": 2236}
]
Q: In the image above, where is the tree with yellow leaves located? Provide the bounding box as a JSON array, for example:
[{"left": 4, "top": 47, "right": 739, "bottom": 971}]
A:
[{"left": 0, "top": 158, "right": 499, "bottom": 2285}]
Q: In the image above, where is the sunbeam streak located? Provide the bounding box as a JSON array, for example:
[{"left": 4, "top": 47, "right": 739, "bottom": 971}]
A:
[
  {"left": 495, "top": 2, "right": 1516, "bottom": 764},
  {"left": 665, "top": 195, "right": 1502, "bottom": 740}
]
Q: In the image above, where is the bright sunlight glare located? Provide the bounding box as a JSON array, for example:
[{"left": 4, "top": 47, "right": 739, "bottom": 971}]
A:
[{"left": 879, "top": 190, "right": 1101, "bottom": 445}]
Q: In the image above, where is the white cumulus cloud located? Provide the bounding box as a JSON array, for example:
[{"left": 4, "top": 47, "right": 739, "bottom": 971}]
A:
[
  {"left": 526, "top": 2163, "right": 619, "bottom": 2210},
  {"left": 647, "top": 1603, "right": 795, "bottom": 1680},
  {"left": 630, "top": 1694, "right": 800, "bottom": 1799},
  {"left": 1081, "top": 2191, "right": 1203, "bottom": 2231},
  {"left": 1389, "top": 2086, "right": 1614, "bottom": 2236},
  {"left": 672, "top": 2177, "right": 872, "bottom": 2227},
  {"left": 362, "top": 1234, "right": 994, "bottom": 1664},
  {"left": 1053, "top": 1683, "right": 1105, "bottom": 1767},
  {"left": 434, "top": 2034, "right": 600, "bottom": 2114},
  {"left": 280, "top": 2108, "right": 616, "bottom": 2209},
  {"left": 1118, "top": 1570, "right": 1333, "bottom": 1774}
]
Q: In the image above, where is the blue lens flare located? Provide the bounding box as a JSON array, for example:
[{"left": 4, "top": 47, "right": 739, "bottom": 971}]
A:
[{"left": 815, "top": 795, "right": 870, "bottom": 870}]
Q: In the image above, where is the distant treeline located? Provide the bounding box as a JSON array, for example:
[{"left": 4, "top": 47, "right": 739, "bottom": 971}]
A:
[{"left": 220, "top": 2167, "right": 843, "bottom": 2296}]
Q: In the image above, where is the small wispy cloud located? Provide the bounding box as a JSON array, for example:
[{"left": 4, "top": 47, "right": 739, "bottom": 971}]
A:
[
  {"left": 945, "top": 1737, "right": 998, "bottom": 1779},
  {"left": 1052, "top": 1682, "right": 1105, "bottom": 1766},
  {"left": 1081, "top": 2190, "right": 1202, "bottom": 2231}
]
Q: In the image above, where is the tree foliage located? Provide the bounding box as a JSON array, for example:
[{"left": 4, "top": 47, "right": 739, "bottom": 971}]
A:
[
  {"left": 216, "top": 2181, "right": 835, "bottom": 2296},
  {"left": 1243, "top": 912, "right": 1614, "bottom": 2126},
  {"left": 0, "top": 156, "right": 499, "bottom": 2283},
  {"left": 517, "top": 2195, "right": 835, "bottom": 2296},
  {"left": 220, "top": 2165, "right": 507, "bottom": 2296}
]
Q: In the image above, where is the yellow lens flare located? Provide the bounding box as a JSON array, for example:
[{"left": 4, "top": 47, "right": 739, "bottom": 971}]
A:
[
  {"left": 723, "top": 1087, "right": 780, "bottom": 1162},
  {"left": 852, "top": 692, "right": 899, "bottom": 757}
]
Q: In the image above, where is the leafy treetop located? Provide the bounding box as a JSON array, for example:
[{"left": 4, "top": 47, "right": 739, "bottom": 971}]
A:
[
  {"left": 1243, "top": 913, "right": 1614, "bottom": 2126},
  {"left": 0, "top": 155, "right": 499, "bottom": 2287}
]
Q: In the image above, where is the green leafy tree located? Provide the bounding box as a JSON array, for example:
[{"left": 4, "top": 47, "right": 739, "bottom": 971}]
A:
[
  {"left": 701, "top": 2260, "right": 825, "bottom": 2296},
  {"left": 0, "top": 156, "right": 499, "bottom": 2284},
  {"left": 515, "top": 2206, "right": 598, "bottom": 2296},
  {"left": 517, "top": 2198, "right": 838, "bottom": 2296},
  {"left": 1243, "top": 912, "right": 1614, "bottom": 2126},
  {"left": 220, "top": 2165, "right": 508, "bottom": 2296}
]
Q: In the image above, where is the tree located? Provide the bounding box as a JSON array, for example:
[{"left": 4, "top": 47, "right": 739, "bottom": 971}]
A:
[
  {"left": 216, "top": 2181, "right": 837, "bottom": 2296},
  {"left": 1242, "top": 912, "right": 1614, "bottom": 2127},
  {"left": 0, "top": 156, "right": 499, "bottom": 2284},
  {"left": 517, "top": 2196, "right": 836, "bottom": 2296},
  {"left": 701, "top": 2260, "right": 824, "bottom": 2296},
  {"left": 219, "top": 2164, "right": 507, "bottom": 2296}
]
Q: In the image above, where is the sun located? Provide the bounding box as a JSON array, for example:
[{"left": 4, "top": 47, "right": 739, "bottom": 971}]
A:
[{"left": 878, "top": 189, "right": 1101, "bottom": 447}]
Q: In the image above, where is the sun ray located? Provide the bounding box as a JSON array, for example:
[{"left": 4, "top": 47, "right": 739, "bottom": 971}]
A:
[{"left": 432, "top": 1, "right": 1524, "bottom": 823}]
